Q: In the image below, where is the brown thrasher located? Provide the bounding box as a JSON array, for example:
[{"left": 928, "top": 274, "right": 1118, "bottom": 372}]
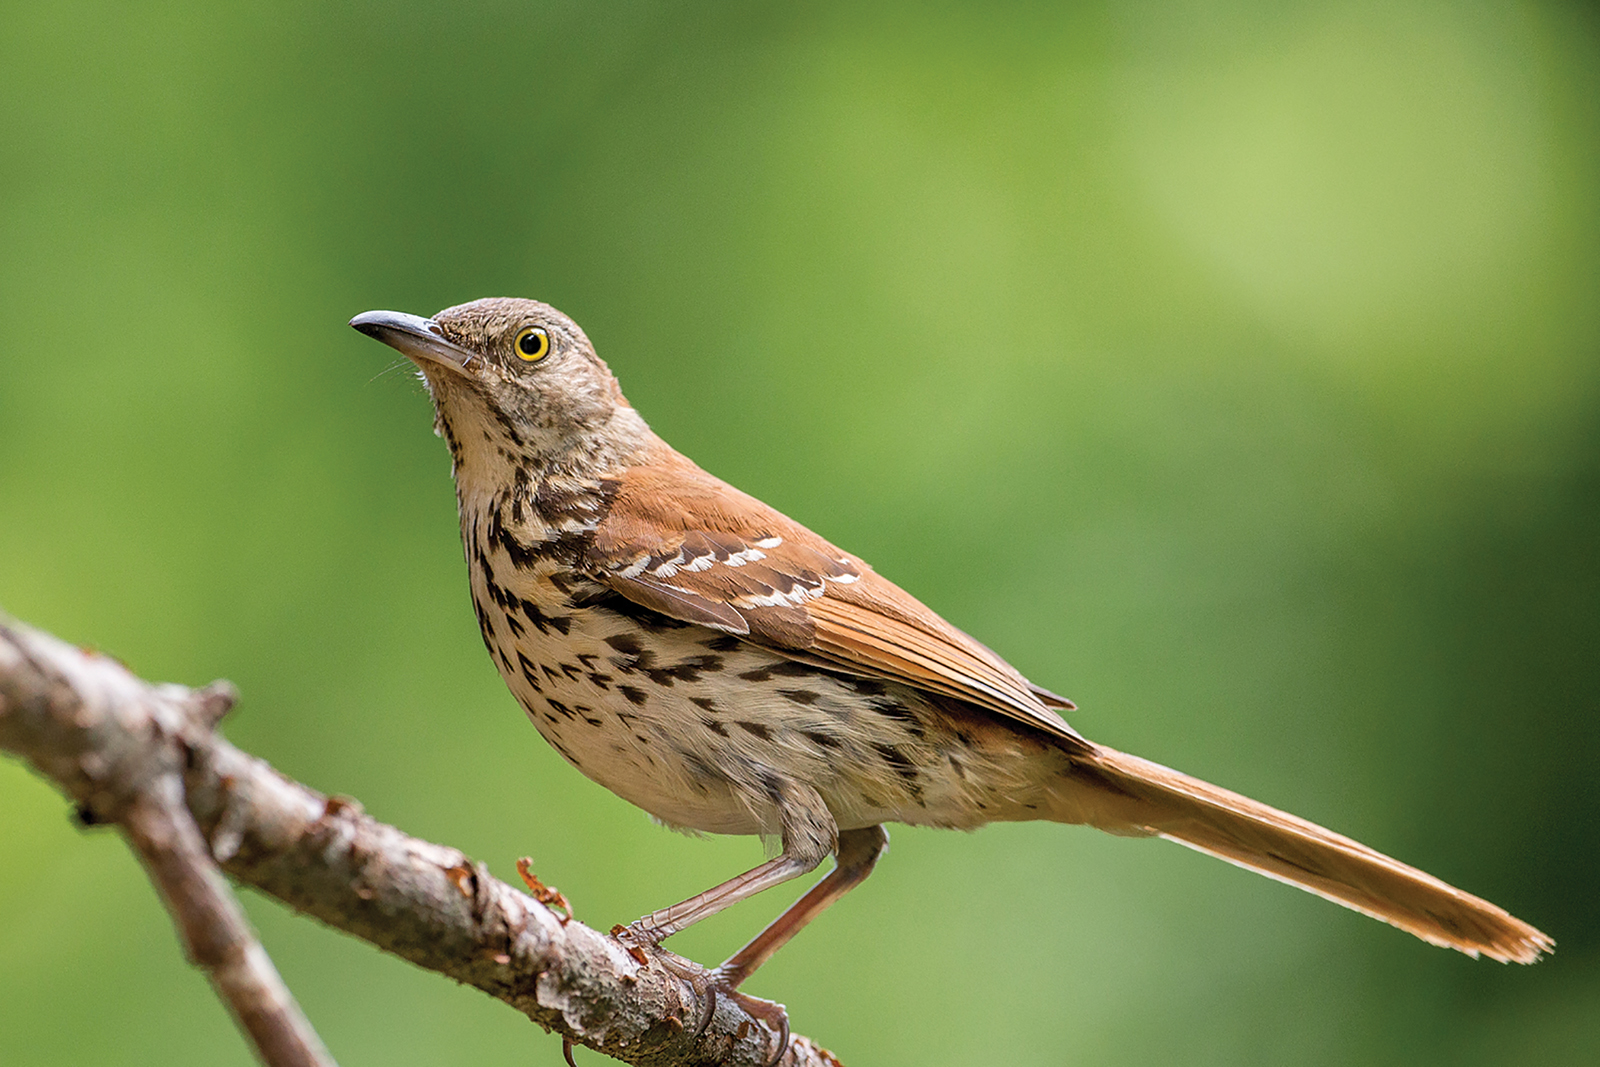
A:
[{"left": 352, "top": 297, "right": 1550, "bottom": 1012}]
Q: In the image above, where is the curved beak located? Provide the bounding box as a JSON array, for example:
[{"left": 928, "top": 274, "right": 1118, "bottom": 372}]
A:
[{"left": 349, "top": 309, "right": 481, "bottom": 374}]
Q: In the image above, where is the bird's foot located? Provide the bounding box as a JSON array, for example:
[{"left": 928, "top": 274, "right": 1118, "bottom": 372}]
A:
[
  {"left": 608, "top": 926, "right": 791, "bottom": 1067},
  {"left": 707, "top": 971, "right": 791, "bottom": 1067},
  {"left": 610, "top": 920, "right": 670, "bottom": 966}
]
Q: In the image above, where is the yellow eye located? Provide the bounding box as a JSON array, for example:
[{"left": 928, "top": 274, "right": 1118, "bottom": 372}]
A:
[{"left": 514, "top": 326, "right": 551, "bottom": 362}]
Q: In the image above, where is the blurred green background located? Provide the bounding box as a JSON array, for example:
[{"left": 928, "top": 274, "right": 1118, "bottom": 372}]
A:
[{"left": 2, "top": 1, "right": 1597, "bottom": 1064}]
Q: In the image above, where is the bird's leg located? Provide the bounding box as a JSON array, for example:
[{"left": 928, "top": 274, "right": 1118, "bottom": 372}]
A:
[
  {"left": 624, "top": 779, "right": 837, "bottom": 946},
  {"left": 713, "top": 825, "right": 889, "bottom": 990},
  {"left": 623, "top": 851, "right": 824, "bottom": 945}
]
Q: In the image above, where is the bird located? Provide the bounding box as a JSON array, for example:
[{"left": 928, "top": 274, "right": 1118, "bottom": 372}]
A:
[{"left": 351, "top": 296, "right": 1551, "bottom": 1017}]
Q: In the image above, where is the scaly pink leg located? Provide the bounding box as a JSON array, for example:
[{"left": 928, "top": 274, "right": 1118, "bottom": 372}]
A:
[
  {"left": 624, "top": 851, "right": 822, "bottom": 944},
  {"left": 715, "top": 825, "right": 889, "bottom": 989}
]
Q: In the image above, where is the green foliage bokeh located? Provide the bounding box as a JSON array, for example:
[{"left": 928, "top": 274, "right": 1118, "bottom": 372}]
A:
[{"left": 2, "top": 2, "right": 1597, "bottom": 1064}]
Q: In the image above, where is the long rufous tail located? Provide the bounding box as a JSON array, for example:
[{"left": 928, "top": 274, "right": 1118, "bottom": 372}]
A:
[{"left": 1052, "top": 744, "right": 1552, "bottom": 963}]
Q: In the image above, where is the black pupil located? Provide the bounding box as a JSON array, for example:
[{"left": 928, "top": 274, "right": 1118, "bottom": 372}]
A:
[{"left": 519, "top": 330, "right": 544, "bottom": 356}]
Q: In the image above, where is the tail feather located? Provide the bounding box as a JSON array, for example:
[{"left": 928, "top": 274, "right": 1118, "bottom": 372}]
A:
[{"left": 1053, "top": 744, "right": 1552, "bottom": 964}]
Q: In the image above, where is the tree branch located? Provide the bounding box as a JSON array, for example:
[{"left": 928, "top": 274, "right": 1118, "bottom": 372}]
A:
[
  {"left": 0, "top": 615, "right": 839, "bottom": 1067},
  {"left": 121, "top": 768, "right": 336, "bottom": 1067}
]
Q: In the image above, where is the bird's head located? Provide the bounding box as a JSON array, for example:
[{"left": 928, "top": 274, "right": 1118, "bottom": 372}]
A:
[{"left": 351, "top": 297, "right": 650, "bottom": 479}]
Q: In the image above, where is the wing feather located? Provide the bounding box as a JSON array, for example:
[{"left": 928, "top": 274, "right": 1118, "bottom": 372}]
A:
[{"left": 584, "top": 448, "right": 1083, "bottom": 745}]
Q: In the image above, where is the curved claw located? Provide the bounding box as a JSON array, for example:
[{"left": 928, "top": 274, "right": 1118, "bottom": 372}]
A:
[
  {"left": 691, "top": 980, "right": 719, "bottom": 1043},
  {"left": 763, "top": 1008, "right": 790, "bottom": 1067},
  {"left": 561, "top": 1036, "right": 579, "bottom": 1067},
  {"left": 716, "top": 982, "right": 790, "bottom": 1067}
]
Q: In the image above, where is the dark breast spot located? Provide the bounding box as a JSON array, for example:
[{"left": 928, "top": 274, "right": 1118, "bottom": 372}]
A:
[
  {"left": 605, "top": 633, "right": 644, "bottom": 657},
  {"left": 801, "top": 730, "right": 840, "bottom": 749},
  {"left": 643, "top": 654, "right": 724, "bottom": 686},
  {"left": 538, "top": 603, "right": 573, "bottom": 636},
  {"left": 773, "top": 661, "right": 816, "bottom": 677},
  {"left": 873, "top": 742, "right": 919, "bottom": 783},
  {"left": 869, "top": 698, "right": 927, "bottom": 739},
  {"left": 738, "top": 660, "right": 818, "bottom": 682},
  {"left": 516, "top": 651, "right": 543, "bottom": 691}
]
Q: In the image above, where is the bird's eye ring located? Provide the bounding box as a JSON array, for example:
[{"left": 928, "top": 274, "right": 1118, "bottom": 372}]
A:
[{"left": 514, "top": 326, "right": 551, "bottom": 362}]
